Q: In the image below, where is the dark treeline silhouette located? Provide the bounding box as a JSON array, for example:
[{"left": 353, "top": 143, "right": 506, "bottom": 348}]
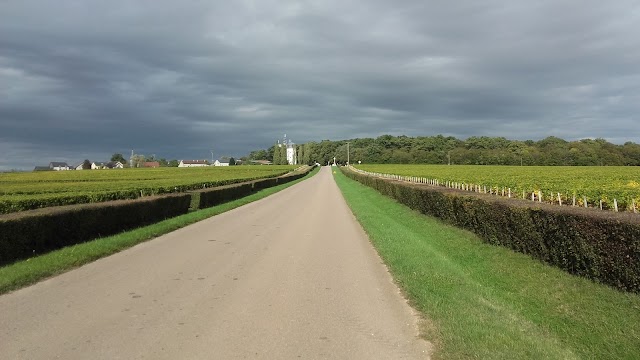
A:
[{"left": 247, "top": 135, "right": 640, "bottom": 166}]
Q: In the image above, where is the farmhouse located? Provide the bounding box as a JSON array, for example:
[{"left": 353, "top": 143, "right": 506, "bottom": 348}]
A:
[
  {"left": 91, "top": 161, "right": 124, "bottom": 169},
  {"left": 214, "top": 157, "right": 231, "bottom": 166},
  {"left": 106, "top": 161, "right": 124, "bottom": 169},
  {"left": 49, "top": 162, "right": 71, "bottom": 171},
  {"left": 143, "top": 161, "right": 160, "bottom": 168},
  {"left": 178, "top": 160, "right": 209, "bottom": 167}
]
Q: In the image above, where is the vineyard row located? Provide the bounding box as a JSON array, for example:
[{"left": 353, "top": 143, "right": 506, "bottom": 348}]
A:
[{"left": 348, "top": 166, "right": 639, "bottom": 213}]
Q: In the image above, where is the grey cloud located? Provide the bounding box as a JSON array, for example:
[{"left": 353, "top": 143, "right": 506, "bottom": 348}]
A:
[{"left": 1, "top": 0, "right": 639, "bottom": 170}]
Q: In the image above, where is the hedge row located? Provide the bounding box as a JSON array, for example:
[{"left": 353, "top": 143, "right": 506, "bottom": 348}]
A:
[
  {"left": 0, "top": 173, "right": 291, "bottom": 215},
  {"left": 0, "top": 166, "right": 315, "bottom": 266},
  {"left": 0, "top": 194, "right": 191, "bottom": 266},
  {"left": 196, "top": 166, "right": 314, "bottom": 209},
  {"left": 341, "top": 167, "right": 640, "bottom": 293},
  {"left": 198, "top": 183, "right": 255, "bottom": 209}
]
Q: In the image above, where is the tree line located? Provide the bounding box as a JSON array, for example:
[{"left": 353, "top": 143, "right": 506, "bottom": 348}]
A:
[{"left": 247, "top": 135, "right": 640, "bottom": 166}]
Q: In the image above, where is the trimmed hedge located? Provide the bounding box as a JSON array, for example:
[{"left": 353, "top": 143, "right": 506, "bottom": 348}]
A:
[
  {"left": 198, "top": 183, "right": 255, "bottom": 209},
  {"left": 252, "top": 178, "right": 279, "bottom": 191},
  {"left": 0, "top": 165, "right": 316, "bottom": 266},
  {"left": 0, "top": 194, "right": 191, "bottom": 266},
  {"left": 197, "top": 166, "right": 313, "bottom": 209},
  {"left": 342, "top": 167, "right": 640, "bottom": 293}
]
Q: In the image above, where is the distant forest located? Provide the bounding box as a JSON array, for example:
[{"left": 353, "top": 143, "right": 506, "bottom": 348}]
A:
[{"left": 247, "top": 135, "right": 640, "bottom": 166}]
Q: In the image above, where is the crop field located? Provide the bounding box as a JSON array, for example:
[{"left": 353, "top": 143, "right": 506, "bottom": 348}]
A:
[
  {"left": 0, "top": 166, "right": 295, "bottom": 214},
  {"left": 353, "top": 164, "right": 640, "bottom": 211}
]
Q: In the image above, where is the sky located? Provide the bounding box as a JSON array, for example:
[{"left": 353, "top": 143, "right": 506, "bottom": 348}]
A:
[{"left": 1, "top": 1, "right": 639, "bottom": 170}]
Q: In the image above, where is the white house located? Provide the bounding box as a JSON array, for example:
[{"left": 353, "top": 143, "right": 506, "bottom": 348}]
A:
[
  {"left": 178, "top": 160, "right": 209, "bottom": 167},
  {"left": 90, "top": 161, "right": 123, "bottom": 169},
  {"left": 214, "top": 157, "right": 230, "bottom": 166},
  {"left": 49, "top": 162, "right": 70, "bottom": 171},
  {"left": 106, "top": 161, "right": 124, "bottom": 169}
]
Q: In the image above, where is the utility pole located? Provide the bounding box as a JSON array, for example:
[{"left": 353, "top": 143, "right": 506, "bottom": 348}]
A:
[{"left": 347, "top": 142, "right": 350, "bottom": 166}]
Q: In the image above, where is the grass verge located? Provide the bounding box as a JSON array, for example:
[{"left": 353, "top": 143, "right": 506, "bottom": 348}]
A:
[
  {"left": 0, "top": 167, "right": 318, "bottom": 295},
  {"left": 333, "top": 168, "right": 640, "bottom": 359}
]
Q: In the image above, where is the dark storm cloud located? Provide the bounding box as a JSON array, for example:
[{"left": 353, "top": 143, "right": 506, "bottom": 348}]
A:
[{"left": 1, "top": 0, "right": 639, "bottom": 170}]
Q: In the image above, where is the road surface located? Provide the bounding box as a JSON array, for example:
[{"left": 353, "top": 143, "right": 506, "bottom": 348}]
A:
[{"left": 0, "top": 167, "right": 431, "bottom": 359}]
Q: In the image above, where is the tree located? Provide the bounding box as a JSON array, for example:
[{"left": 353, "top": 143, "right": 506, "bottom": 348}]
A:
[
  {"left": 130, "top": 154, "right": 145, "bottom": 168},
  {"left": 249, "top": 149, "right": 268, "bottom": 160},
  {"left": 111, "top": 153, "right": 126, "bottom": 163},
  {"left": 278, "top": 145, "right": 287, "bottom": 164},
  {"left": 303, "top": 142, "right": 313, "bottom": 165},
  {"left": 228, "top": 157, "right": 236, "bottom": 166},
  {"left": 273, "top": 143, "right": 282, "bottom": 165},
  {"left": 168, "top": 160, "right": 179, "bottom": 167},
  {"left": 82, "top": 159, "right": 92, "bottom": 169}
]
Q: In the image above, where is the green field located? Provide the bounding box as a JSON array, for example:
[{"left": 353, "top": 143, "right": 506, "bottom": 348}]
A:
[
  {"left": 334, "top": 168, "right": 640, "bottom": 359},
  {"left": 354, "top": 164, "right": 640, "bottom": 211},
  {"left": 0, "top": 166, "right": 296, "bottom": 213}
]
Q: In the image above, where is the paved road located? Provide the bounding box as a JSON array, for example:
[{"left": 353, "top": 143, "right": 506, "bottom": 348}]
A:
[{"left": 0, "top": 167, "right": 431, "bottom": 359}]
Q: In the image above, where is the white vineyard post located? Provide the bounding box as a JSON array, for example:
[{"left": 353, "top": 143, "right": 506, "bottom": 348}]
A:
[
  {"left": 531, "top": 192, "right": 535, "bottom": 201},
  {"left": 584, "top": 196, "right": 588, "bottom": 208},
  {"left": 557, "top": 193, "right": 562, "bottom": 206},
  {"left": 599, "top": 200, "right": 603, "bottom": 210},
  {"left": 538, "top": 191, "right": 542, "bottom": 202},
  {"left": 572, "top": 195, "right": 576, "bottom": 207},
  {"left": 508, "top": 188, "right": 511, "bottom": 198},
  {"left": 614, "top": 199, "right": 618, "bottom": 212},
  {"left": 633, "top": 199, "right": 637, "bottom": 213}
]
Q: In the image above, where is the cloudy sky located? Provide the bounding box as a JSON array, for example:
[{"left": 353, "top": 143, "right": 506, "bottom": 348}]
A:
[{"left": 1, "top": 1, "right": 639, "bottom": 170}]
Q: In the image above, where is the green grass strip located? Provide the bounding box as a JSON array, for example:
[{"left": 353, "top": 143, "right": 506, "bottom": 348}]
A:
[
  {"left": 0, "top": 167, "right": 319, "bottom": 295},
  {"left": 333, "top": 168, "right": 640, "bottom": 360}
]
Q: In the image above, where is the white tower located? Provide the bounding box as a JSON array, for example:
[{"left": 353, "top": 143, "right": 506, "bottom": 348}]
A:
[{"left": 283, "top": 134, "right": 296, "bottom": 165}]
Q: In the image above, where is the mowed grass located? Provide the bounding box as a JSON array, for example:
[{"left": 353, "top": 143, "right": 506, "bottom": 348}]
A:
[
  {"left": 0, "top": 167, "right": 318, "bottom": 295},
  {"left": 333, "top": 169, "right": 640, "bottom": 359}
]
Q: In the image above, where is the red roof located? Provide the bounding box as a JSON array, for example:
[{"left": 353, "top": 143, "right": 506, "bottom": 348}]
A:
[{"left": 143, "top": 161, "right": 160, "bottom": 168}]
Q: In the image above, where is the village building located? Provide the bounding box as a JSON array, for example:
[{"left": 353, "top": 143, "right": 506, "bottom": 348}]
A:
[
  {"left": 49, "top": 162, "right": 71, "bottom": 170},
  {"left": 178, "top": 160, "right": 209, "bottom": 167},
  {"left": 143, "top": 161, "right": 160, "bottom": 168},
  {"left": 280, "top": 134, "right": 297, "bottom": 165},
  {"left": 214, "top": 157, "right": 230, "bottom": 166}
]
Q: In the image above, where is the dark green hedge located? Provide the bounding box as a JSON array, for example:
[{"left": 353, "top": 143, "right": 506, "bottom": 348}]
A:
[
  {"left": 342, "top": 167, "right": 640, "bottom": 293},
  {"left": 0, "top": 194, "right": 191, "bottom": 266},
  {"left": 252, "top": 178, "right": 279, "bottom": 190},
  {"left": 198, "top": 166, "right": 313, "bottom": 209},
  {"left": 250, "top": 167, "right": 311, "bottom": 190},
  {"left": 198, "top": 183, "right": 255, "bottom": 209}
]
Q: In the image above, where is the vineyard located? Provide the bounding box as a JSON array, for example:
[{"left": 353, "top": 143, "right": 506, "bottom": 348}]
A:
[
  {"left": 353, "top": 164, "right": 640, "bottom": 212},
  {"left": 0, "top": 166, "right": 296, "bottom": 214}
]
